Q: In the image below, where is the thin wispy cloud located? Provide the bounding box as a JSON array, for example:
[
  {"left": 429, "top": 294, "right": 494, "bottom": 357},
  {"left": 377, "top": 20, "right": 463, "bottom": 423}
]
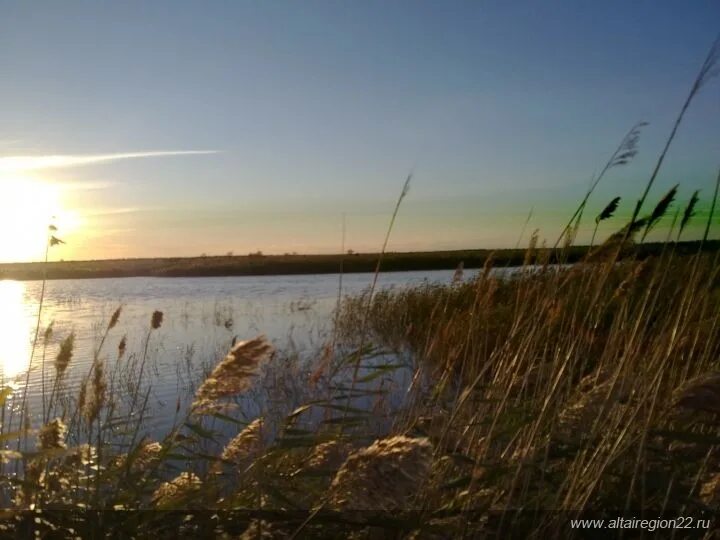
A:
[
  {"left": 0, "top": 150, "right": 217, "bottom": 172},
  {"left": 83, "top": 206, "right": 161, "bottom": 217},
  {"left": 56, "top": 180, "right": 118, "bottom": 191}
]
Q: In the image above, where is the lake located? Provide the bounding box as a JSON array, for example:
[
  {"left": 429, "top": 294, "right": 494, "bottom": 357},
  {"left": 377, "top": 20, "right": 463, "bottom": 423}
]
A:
[{"left": 0, "top": 268, "right": 481, "bottom": 437}]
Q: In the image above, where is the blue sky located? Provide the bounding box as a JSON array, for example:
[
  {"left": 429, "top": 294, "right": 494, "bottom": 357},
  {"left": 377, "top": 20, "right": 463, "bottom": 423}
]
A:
[{"left": 0, "top": 1, "right": 718, "bottom": 261}]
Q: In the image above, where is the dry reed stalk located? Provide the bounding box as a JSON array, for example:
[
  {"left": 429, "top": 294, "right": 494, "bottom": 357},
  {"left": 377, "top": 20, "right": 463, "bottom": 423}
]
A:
[
  {"left": 151, "top": 472, "right": 202, "bottom": 509},
  {"left": 523, "top": 229, "right": 539, "bottom": 267},
  {"left": 192, "top": 336, "right": 274, "bottom": 413},
  {"left": 611, "top": 259, "right": 651, "bottom": 301},
  {"left": 556, "top": 374, "right": 633, "bottom": 443},
  {"left": 327, "top": 435, "right": 432, "bottom": 511}
]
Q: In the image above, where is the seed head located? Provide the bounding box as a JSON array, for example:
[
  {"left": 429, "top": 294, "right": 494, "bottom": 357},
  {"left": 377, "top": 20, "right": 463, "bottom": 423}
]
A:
[
  {"left": 152, "top": 472, "right": 201, "bottom": 509},
  {"left": 38, "top": 418, "right": 67, "bottom": 451},
  {"left": 55, "top": 333, "right": 75, "bottom": 378},
  {"left": 84, "top": 361, "right": 107, "bottom": 424},
  {"left": 220, "top": 418, "right": 263, "bottom": 465},
  {"left": 192, "top": 336, "right": 273, "bottom": 413},
  {"left": 327, "top": 436, "right": 432, "bottom": 512},
  {"left": 108, "top": 306, "right": 122, "bottom": 330},
  {"left": 304, "top": 440, "right": 353, "bottom": 473},
  {"left": 118, "top": 335, "right": 127, "bottom": 359},
  {"left": 151, "top": 310, "right": 164, "bottom": 330}
]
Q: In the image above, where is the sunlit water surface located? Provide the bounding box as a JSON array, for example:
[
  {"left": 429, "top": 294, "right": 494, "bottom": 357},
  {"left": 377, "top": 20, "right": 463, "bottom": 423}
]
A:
[{"left": 0, "top": 269, "right": 483, "bottom": 437}]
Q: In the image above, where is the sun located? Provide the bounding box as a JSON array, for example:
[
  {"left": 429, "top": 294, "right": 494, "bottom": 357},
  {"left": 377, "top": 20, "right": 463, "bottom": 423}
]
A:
[{"left": 0, "top": 175, "right": 80, "bottom": 263}]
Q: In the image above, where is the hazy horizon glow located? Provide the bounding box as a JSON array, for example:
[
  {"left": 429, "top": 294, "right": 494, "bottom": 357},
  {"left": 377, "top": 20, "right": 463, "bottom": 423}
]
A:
[{"left": 1, "top": 1, "right": 719, "bottom": 263}]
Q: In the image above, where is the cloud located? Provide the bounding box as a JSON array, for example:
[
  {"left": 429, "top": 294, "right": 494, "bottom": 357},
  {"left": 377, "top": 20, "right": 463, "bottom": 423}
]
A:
[
  {"left": 56, "top": 180, "right": 118, "bottom": 191},
  {"left": 0, "top": 150, "right": 218, "bottom": 172},
  {"left": 83, "top": 206, "right": 160, "bottom": 217}
]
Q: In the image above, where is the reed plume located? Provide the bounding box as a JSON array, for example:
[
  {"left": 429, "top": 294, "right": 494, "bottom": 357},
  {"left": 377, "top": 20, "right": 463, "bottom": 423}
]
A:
[
  {"left": 118, "top": 335, "right": 127, "bottom": 359},
  {"left": 84, "top": 360, "right": 107, "bottom": 424},
  {"left": 524, "top": 229, "right": 539, "bottom": 267},
  {"left": 327, "top": 436, "right": 432, "bottom": 511},
  {"left": 114, "top": 439, "right": 162, "bottom": 472},
  {"left": 108, "top": 306, "right": 122, "bottom": 330},
  {"left": 192, "top": 336, "right": 273, "bottom": 413},
  {"left": 152, "top": 472, "right": 202, "bottom": 509},
  {"left": 38, "top": 418, "right": 67, "bottom": 450},
  {"left": 303, "top": 440, "right": 353, "bottom": 473},
  {"left": 597, "top": 197, "right": 621, "bottom": 224},
  {"left": 55, "top": 333, "right": 75, "bottom": 378},
  {"left": 151, "top": 310, "right": 163, "bottom": 330},
  {"left": 703, "top": 168, "right": 720, "bottom": 243},
  {"left": 641, "top": 184, "right": 678, "bottom": 241},
  {"left": 77, "top": 379, "right": 88, "bottom": 417},
  {"left": 43, "top": 321, "right": 54, "bottom": 343},
  {"left": 590, "top": 196, "right": 621, "bottom": 247},
  {"left": 220, "top": 418, "right": 263, "bottom": 464},
  {"left": 678, "top": 190, "right": 700, "bottom": 239},
  {"left": 554, "top": 121, "right": 647, "bottom": 250}
]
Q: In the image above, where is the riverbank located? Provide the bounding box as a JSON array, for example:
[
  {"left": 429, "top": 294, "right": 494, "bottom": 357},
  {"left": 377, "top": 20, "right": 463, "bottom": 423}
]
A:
[{"left": 2, "top": 240, "right": 718, "bottom": 280}]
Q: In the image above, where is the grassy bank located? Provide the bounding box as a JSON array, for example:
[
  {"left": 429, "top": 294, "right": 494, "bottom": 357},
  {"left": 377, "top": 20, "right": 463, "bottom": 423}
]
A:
[{"left": 1, "top": 240, "right": 719, "bottom": 280}]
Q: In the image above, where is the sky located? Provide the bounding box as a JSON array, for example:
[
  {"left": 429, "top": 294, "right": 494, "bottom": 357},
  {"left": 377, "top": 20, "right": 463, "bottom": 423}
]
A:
[{"left": 0, "top": 1, "right": 719, "bottom": 262}]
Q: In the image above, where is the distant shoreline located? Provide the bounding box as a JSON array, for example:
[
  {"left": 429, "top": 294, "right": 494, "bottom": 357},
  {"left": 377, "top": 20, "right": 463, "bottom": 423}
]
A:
[{"left": 1, "top": 241, "right": 717, "bottom": 281}]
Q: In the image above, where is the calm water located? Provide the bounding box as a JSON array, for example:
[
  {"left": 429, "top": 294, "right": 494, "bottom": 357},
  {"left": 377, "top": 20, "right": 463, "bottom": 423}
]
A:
[{"left": 0, "top": 269, "right": 479, "bottom": 435}]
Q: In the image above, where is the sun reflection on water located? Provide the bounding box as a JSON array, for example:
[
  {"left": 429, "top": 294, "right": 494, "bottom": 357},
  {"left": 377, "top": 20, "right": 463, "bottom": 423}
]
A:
[{"left": 0, "top": 281, "right": 32, "bottom": 379}]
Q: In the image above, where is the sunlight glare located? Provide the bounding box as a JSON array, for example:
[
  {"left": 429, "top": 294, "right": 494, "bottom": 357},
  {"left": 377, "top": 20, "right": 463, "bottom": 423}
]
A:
[
  {"left": 0, "top": 175, "right": 80, "bottom": 262},
  {"left": 0, "top": 281, "right": 32, "bottom": 379}
]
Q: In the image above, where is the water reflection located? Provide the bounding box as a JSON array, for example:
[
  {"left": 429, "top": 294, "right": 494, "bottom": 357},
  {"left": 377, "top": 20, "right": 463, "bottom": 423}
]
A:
[{"left": 0, "top": 280, "right": 32, "bottom": 379}]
